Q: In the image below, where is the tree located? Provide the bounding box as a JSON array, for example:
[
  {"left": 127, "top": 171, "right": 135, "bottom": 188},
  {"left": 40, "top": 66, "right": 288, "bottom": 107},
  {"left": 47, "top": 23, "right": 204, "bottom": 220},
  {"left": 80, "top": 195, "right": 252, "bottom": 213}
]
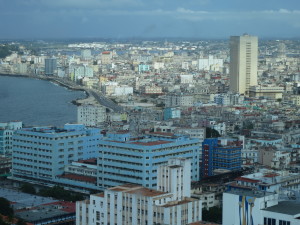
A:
[
  {"left": 20, "top": 183, "right": 36, "bottom": 194},
  {"left": 16, "top": 218, "right": 27, "bottom": 225},
  {"left": 0, "top": 197, "right": 14, "bottom": 217},
  {"left": 202, "top": 206, "right": 222, "bottom": 224},
  {"left": 206, "top": 127, "right": 220, "bottom": 138}
]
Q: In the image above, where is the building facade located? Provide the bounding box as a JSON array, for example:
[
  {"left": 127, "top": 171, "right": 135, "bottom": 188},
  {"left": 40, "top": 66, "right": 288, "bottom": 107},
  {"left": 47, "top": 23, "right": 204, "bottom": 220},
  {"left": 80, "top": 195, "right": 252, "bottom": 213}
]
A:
[
  {"left": 11, "top": 124, "right": 102, "bottom": 185},
  {"left": 77, "top": 158, "right": 202, "bottom": 225},
  {"left": 77, "top": 104, "right": 107, "bottom": 127},
  {"left": 223, "top": 189, "right": 300, "bottom": 225},
  {"left": 98, "top": 132, "right": 201, "bottom": 190},
  {"left": 45, "top": 58, "right": 57, "bottom": 76},
  {"left": 229, "top": 34, "right": 258, "bottom": 95},
  {"left": 0, "top": 121, "right": 23, "bottom": 157},
  {"left": 202, "top": 138, "right": 242, "bottom": 178}
]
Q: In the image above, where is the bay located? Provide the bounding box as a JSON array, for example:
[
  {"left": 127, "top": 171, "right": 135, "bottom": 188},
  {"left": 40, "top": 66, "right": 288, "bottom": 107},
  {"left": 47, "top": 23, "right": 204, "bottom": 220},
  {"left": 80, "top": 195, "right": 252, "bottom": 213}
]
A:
[{"left": 0, "top": 75, "right": 85, "bottom": 127}]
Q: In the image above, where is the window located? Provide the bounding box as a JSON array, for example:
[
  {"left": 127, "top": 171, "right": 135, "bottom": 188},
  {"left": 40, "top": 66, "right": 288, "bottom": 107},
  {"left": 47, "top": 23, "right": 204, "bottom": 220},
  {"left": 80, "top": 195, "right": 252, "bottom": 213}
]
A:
[{"left": 279, "top": 220, "right": 291, "bottom": 225}]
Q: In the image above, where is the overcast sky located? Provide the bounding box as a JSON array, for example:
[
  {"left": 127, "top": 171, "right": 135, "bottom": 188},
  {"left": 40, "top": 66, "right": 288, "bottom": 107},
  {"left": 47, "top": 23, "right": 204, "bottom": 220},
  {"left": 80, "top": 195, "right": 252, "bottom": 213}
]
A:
[{"left": 1, "top": 0, "right": 300, "bottom": 39}]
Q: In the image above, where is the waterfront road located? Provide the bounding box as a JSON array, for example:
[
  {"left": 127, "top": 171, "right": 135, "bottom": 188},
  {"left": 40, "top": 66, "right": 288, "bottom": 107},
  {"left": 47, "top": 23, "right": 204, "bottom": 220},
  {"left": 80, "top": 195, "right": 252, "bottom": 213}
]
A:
[{"left": 87, "top": 89, "right": 124, "bottom": 112}]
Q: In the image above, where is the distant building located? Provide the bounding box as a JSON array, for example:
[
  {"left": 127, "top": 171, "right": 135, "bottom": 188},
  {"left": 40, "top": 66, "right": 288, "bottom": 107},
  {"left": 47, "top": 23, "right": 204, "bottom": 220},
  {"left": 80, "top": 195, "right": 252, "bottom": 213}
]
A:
[
  {"left": 165, "top": 93, "right": 194, "bottom": 107},
  {"left": 138, "top": 64, "right": 150, "bottom": 73},
  {"left": 81, "top": 49, "right": 92, "bottom": 60},
  {"left": 249, "top": 85, "right": 284, "bottom": 99},
  {"left": 198, "top": 55, "right": 223, "bottom": 71},
  {"left": 202, "top": 138, "right": 243, "bottom": 178},
  {"left": 229, "top": 34, "right": 258, "bottom": 94},
  {"left": 0, "top": 121, "right": 22, "bottom": 157},
  {"left": 227, "top": 168, "right": 300, "bottom": 197},
  {"left": 45, "top": 58, "right": 57, "bottom": 76},
  {"left": 77, "top": 104, "right": 106, "bottom": 127},
  {"left": 164, "top": 107, "right": 181, "bottom": 120},
  {"left": 77, "top": 158, "right": 202, "bottom": 225},
  {"left": 101, "top": 51, "right": 112, "bottom": 65}
]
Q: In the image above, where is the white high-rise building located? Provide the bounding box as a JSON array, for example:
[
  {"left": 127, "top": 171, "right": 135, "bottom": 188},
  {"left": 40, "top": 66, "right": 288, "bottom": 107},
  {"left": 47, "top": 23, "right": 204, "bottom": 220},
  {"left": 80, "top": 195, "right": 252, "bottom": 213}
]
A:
[
  {"left": 76, "top": 158, "right": 202, "bottom": 225},
  {"left": 229, "top": 34, "right": 258, "bottom": 95}
]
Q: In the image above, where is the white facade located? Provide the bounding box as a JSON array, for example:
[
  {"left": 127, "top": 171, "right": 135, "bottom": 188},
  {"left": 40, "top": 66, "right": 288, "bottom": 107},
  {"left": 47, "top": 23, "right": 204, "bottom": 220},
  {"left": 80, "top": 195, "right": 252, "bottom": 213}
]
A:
[
  {"left": 230, "top": 34, "right": 258, "bottom": 94},
  {"left": 76, "top": 158, "right": 202, "bottom": 225},
  {"left": 198, "top": 55, "right": 223, "bottom": 71},
  {"left": 77, "top": 104, "right": 106, "bottom": 127},
  {"left": 113, "top": 86, "right": 133, "bottom": 96},
  {"left": 0, "top": 121, "right": 22, "bottom": 157},
  {"left": 223, "top": 189, "right": 300, "bottom": 225},
  {"left": 180, "top": 75, "right": 193, "bottom": 84}
]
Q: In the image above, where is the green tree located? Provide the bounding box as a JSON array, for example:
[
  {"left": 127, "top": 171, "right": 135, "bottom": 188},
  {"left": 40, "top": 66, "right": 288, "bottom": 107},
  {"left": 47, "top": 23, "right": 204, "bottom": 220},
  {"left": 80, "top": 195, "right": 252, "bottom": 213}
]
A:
[
  {"left": 16, "top": 218, "right": 27, "bottom": 225},
  {"left": 0, "top": 197, "right": 14, "bottom": 217},
  {"left": 206, "top": 127, "right": 221, "bottom": 138},
  {"left": 20, "top": 183, "right": 36, "bottom": 194},
  {"left": 202, "top": 206, "right": 222, "bottom": 224}
]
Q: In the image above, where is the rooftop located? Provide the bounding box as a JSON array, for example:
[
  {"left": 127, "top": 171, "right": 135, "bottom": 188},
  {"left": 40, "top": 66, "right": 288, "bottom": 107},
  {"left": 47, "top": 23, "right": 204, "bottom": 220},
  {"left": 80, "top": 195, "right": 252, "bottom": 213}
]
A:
[
  {"left": 15, "top": 202, "right": 75, "bottom": 223},
  {"left": 226, "top": 189, "right": 275, "bottom": 198},
  {"left": 110, "top": 184, "right": 167, "bottom": 197},
  {"left": 0, "top": 187, "right": 56, "bottom": 209},
  {"left": 58, "top": 174, "right": 97, "bottom": 183},
  {"left": 263, "top": 201, "right": 300, "bottom": 216}
]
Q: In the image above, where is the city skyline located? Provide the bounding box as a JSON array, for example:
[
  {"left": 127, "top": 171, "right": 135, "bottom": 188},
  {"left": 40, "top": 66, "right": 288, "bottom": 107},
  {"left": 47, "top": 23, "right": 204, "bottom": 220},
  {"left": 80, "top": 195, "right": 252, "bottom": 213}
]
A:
[{"left": 1, "top": 0, "right": 300, "bottom": 39}]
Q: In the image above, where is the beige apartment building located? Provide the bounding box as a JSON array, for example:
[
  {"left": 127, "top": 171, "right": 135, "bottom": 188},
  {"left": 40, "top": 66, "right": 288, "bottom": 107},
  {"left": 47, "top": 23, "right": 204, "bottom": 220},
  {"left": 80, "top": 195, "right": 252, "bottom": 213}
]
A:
[{"left": 229, "top": 34, "right": 258, "bottom": 95}]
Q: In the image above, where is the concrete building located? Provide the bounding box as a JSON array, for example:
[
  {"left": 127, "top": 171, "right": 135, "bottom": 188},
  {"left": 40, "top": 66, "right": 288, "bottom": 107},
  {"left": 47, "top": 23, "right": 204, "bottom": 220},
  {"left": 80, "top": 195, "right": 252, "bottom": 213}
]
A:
[
  {"left": 223, "top": 189, "right": 300, "bottom": 225},
  {"left": 11, "top": 124, "right": 102, "bottom": 186},
  {"left": 101, "top": 51, "right": 112, "bottom": 65},
  {"left": 227, "top": 169, "right": 300, "bottom": 199},
  {"left": 198, "top": 55, "right": 223, "bottom": 71},
  {"left": 229, "top": 34, "right": 258, "bottom": 95},
  {"left": 249, "top": 85, "right": 284, "bottom": 99},
  {"left": 98, "top": 132, "right": 201, "bottom": 189},
  {"left": 165, "top": 93, "right": 194, "bottom": 107},
  {"left": 76, "top": 158, "right": 202, "bottom": 225},
  {"left": 78, "top": 104, "right": 106, "bottom": 127},
  {"left": 163, "top": 107, "right": 181, "bottom": 120},
  {"left": 0, "top": 121, "right": 22, "bottom": 157},
  {"left": 202, "top": 138, "right": 242, "bottom": 178},
  {"left": 45, "top": 58, "right": 57, "bottom": 76}
]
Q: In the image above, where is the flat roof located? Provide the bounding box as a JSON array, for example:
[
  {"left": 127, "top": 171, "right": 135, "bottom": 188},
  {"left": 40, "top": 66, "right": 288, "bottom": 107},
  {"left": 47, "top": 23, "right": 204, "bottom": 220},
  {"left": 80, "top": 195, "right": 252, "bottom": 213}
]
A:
[
  {"left": 0, "top": 187, "right": 56, "bottom": 209},
  {"left": 109, "top": 184, "right": 166, "bottom": 197},
  {"left": 131, "top": 140, "right": 172, "bottom": 146},
  {"left": 58, "top": 174, "right": 96, "bottom": 183},
  {"left": 15, "top": 203, "right": 75, "bottom": 223},
  {"left": 263, "top": 201, "right": 300, "bottom": 216},
  {"left": 226, "top": 189, "right": 275, "bottom": 198}
]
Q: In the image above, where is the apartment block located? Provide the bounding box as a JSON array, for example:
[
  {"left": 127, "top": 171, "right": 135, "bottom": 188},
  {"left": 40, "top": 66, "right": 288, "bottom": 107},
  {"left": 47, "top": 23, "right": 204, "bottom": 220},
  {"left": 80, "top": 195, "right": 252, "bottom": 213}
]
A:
[
  {"left": 202, "top": 138, "right": 242, "bottom": 178},
  {"left": 0, "top": 121, "right": 22, "bottom": 157},
  {"left": 77, "top": 104, "right": 106, "bottom": 127},
  {"left": 11, "top": 124, "right": 102, "bottom": 185},
  {"left": 77, "top": 158, "right": 202, "bottom": 225},
  {"left": 98, "top": 132, "right": 201, "bottom": 190}
]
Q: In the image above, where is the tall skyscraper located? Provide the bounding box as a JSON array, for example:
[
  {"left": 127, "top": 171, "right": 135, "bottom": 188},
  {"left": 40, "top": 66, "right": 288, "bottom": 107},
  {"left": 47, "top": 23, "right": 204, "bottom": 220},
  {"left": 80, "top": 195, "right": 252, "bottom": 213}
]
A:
[{"left": 229, "top": 34, "right": 258, "bottom": 94}]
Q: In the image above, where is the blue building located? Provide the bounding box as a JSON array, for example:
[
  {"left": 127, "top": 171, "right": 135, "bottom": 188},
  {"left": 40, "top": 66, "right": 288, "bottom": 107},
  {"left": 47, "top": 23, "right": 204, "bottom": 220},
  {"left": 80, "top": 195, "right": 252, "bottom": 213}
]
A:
[
  {"left": 11, "top": 124, "right": 102, "bottom": 185},
  {"left": 202, "top": 138, "right": 242, "bottom": 177},
  {"left": 98, "top": 131, "right": 200, "bottom": 189},
  {"left": 138, "top": 64, "right": 150, "bottom": 73},
  {"left": 163, "top": 107, "right": 181, "bottom": 120},
  {"left": 45, "top": 58, "right": 57, "bottom": 76}
]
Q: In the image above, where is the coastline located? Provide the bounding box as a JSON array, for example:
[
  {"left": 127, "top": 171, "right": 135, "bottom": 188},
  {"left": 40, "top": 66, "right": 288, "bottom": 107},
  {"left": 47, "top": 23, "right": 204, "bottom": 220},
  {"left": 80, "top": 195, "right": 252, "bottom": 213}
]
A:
[{"left": 0, "top": 73, "right": 89, "bottom": 105}]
